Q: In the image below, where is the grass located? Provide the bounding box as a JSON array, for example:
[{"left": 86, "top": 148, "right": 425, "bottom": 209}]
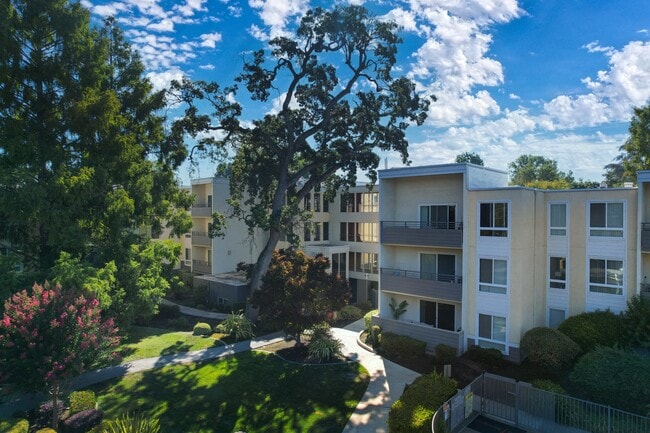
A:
[
  {"left": 116, "top": 326, "right": 229, "bottom": 363},
  {"left": 89, "top": 351, "right": 369, "bottom": 433}
]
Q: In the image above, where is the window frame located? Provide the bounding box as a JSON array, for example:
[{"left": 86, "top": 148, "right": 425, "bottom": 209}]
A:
[
  {"left": 588, "top": 258, "right": 624, "bottom": 295},
  {"left": 478, "top": 258, "right": 508, "bottom": 294},
  {"left": 588, "top": 202, "right": 624, "bottom": 238},
  {"left": 548, "top": 202, "right": 567, "bottom": 236},
  {"left": 478, "top": 313, "right": 507, "bottom": 351},
  {"left": 549, "top": 256, "right": 567, "bottom": 289},
  {"left": 479, "top": 202, "right": 509, "bottom": 237}
]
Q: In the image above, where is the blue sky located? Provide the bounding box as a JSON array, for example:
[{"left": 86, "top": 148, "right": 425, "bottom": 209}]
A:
[{"left": 82, "top": 0, "right": 650, "bottom": 183}]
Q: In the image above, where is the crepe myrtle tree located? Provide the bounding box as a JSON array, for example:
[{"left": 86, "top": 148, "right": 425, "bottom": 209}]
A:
[
  {"left": 169, "top": 5, "right": 431, "bottom": 298},
  {"left": 0, "top": 283, "right": 119, "bottom": 429}
]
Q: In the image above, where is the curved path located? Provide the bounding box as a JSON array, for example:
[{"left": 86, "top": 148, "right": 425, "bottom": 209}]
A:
[{"left": 1, "top": 317, "right": 420, "bottom": 432}]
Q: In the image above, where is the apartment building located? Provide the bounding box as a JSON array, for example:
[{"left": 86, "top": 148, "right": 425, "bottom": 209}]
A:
[
  {"left": 188, "top": 177, "right": 379, "bottom": 307},
  {"left": 375, "top": 163, "right": 643, "bottom": 362}
]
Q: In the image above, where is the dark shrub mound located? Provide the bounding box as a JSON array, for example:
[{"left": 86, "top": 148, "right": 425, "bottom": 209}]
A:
[
  {"left": 558, "top": 310, "right": 624, "bottom": 352},
  {"left": 520, "top": 327, "right": 580, "bottom": 369}
]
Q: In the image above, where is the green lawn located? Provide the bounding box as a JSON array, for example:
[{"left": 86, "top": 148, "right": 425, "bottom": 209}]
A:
[
  {"left": 90, "top": 351, "right": 369, "bottom": 433},
  {"left": 117, "top": 326, "right": 227, "bottom": 362}
]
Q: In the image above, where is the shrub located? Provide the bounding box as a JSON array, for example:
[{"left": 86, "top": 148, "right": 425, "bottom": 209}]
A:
[
  {"left": 520, "top": 327, "right": 580, "bottom": 369},
  {"left": 388, "top": 373, "right": 457, "bottom": 433},
  {"left": 622, "top": 295, "right": 650, "bottom": 347},
  {"left": 156, "top": 303, "right": 180, "bottom": 319},
  {"left": 531, "top": 379, "right": 567, "bottom": 395},
  {"left": 0, "top": 418, "right": 29, "bottom": 433},
  {"left": 379, "top": 332, "right": 426, "bottom": 359},
  {"left": 35, "top": 429, "right": 57, "bottom": 433},
  {"left": 192, "top": 322, "right": 212, "bottom": 336},
  {"left": 337, "top": 305, "right": 364, "bottom": 321},
  {"left": 68, "top": 390, "right": 97, "bottom": 414},
  {"left": 308, "top": 333, "right": 343, "bottom": 362},
  {"left": 97, "top": 413, "right": 160, "bottom": 433},
  {"left": 35, "top": 400, "right": 65, "bottom": 427},
  {"left": 214, "top": 311, "right": 254, "bottom": 341},
  {"left": 570, "top": 346, "right": 650, "bottom": 415},
  {"left": 466, "top": 345, "right": 504, "bottom": 367},
  {"left": 367, "top": 325, "right": 381, "bottom": 346},
  {"left": 61, "top": 409, "right": 104, "bottom": 433},
  {"left": 434, "top": 344, "right": 457, "bottom": 365},
  {"left": 363, "top": 309, "right": 378, "bottom": 332},
  {"left": 355, "top": 301, "right": 373, "bottom": 312},
  {"left": 558, "top": 310, "right": 624, "bottom": 352},
  {"left": 167, "top": 316, "right": 190, "bottom": 330}
]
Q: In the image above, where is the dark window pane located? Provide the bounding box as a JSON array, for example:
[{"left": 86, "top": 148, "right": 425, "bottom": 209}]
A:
[
  {"left": 480, "top": 203, "right": 492, "bottom": 228},
  {"left": 438, "top": 303, "right": 455, "bottom": 331},
  {"left": 479, "top": 314, "right": 492, "bottom": 339},
  {"left": 590, "top": 203, "right": 606, "bottom": 227}
]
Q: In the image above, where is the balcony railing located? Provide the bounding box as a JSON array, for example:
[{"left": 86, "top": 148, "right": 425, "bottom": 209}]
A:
[
  {"left": 191, "top": 231, "right": 211, "bottom": 246},
  {"left": 192, "top": 259, "right": 211, "bottom": 274},
  {"left": 191, "top": 204, "right": 212, "bottom": 217},
  {"left": 380, "top": 267, "right": 462, "bottom": 302},
  {"left": 380, "top": 221, "right": 463, "bottom": 248},
  {"left": 642, "top": 223, "right": 650, "bottom": 252}
]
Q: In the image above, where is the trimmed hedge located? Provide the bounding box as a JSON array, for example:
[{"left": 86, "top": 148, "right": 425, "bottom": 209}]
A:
[
  {"left": 434, "top": 344, "right": 457, "bottom": 365},
  {"left": 558, "top": 310, "right": 624, "bottom": 352},
  {"left": 388, "top": 373, "right": 457, "bottom": 433},
  {"left": 378, "top": 332, "right": 426, "bottom": 359},
  {"left": 466, "top": 345, "right": 503, "bottom": 367},
  {"left": 337, "top": 305, "right": 364, "bottom": 321},
  {"left": 570, "top": 347, "right": 650, "bottom": 415},
  {"left": 520, "top": 327, "right": 580, "bottom": 369},
  {"left": 0, "top": 418, "right": 29, "bottom": 433},
  {"left": 69, "top": 390, "right": 97, "bottom": 414},
  {"left": 192, "top": 322, "right": 212, "bottom": 336}
]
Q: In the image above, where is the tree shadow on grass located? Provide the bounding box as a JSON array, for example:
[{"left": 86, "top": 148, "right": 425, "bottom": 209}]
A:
[{"left": 90, "top": 351, "right": 369, "bottom": 433}]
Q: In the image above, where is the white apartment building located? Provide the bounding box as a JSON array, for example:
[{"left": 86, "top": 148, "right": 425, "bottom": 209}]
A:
[{"left": 374, "top": 163, "right": 648, "bottom": 362}]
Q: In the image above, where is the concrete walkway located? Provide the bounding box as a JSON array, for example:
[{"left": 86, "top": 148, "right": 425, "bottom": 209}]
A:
[
  {"left": 1, "top": 318, "right": 420, "bottom": 433},
  {"left": 336, "top": 320, "right": 421, "bottom": 433}
]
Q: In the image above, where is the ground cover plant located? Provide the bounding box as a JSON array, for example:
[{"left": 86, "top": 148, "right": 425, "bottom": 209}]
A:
[
  {"left": 88, "top": 350, "right": 368, "bottom": 433},
  {"left": 116, "top": 327, "right": 227, "bottom": 363}
]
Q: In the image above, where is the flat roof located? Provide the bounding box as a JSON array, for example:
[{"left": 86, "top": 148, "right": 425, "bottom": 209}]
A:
[{"left": 378, "top": 162, "right": 507, "bottom": 179}]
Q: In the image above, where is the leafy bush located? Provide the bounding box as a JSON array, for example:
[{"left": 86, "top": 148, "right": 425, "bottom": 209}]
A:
[
  {"left": 61, "top": 409, "right": 104, "bottom": 433},
  {"left": 622, "top": 295, "right": 650, "bottom": 347},
  {"left": 531, "top": 379, "right": 567, "bottom": 394},
  {"left": 156, "top": 303, "right": 180, "bottom": 319},
  {"left": 34, "top": 400, "right": 65, "bottom": 427},
  {"left": 363, "top": 309, "right": 378, "bottom": 332},
  {"left": 214, "top": 311, "right": 254, "bottom": 341},
  {"left": 35, "top": 429, "right": 57, "bottom": 433},
  {"left": 367, "top": 325, "right": 381, "bottom": 346},
  {"left": 434, "top": 344, "right": 457, "bottom": 365},
  {"left": 558, "top": 310, "right": 624, "bottom": 352},
  {"left": 337, "top": 305, "right": 364, "bottom": 321},
  {"left": 308, "top": 333, "right": 343, "bottom": 362},
  {"left": 355, "top": 301, "right": 373, "bottom": 312},
  {"left": 0, "top": 418, "right": 29, "bottom": 433},
  {"left": 388, "top": 373, "right": 457, "bottom": 433},
  {"left": 378, "top": 332, "right": 426, "bottom": 359},
  {"left": 570, "top": 346, "right": 650, "bottom": 415},
  {"left": 96, "top": 413, "right": 160, "bottom": 433},
  {"left": 466, "top": 345, "right": 504, "bottom": 367},
  {"left": 520, "top": 327, "right": 580, "bottom": 369},
  {"left": 192, "top": 322, "right": 212, "bottom": 336},
  {"left": 166, "top": 316, "right": 190, "bottom": 330},
  {"left": 69, "top": 390, "right": 97, "bottom": 414}
]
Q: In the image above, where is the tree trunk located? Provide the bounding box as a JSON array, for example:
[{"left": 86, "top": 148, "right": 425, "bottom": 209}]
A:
[
  {"left": 51, "top": 383, "right": 60, "bottom": 430},
  {"left": 245, "top": 227, "right": 282, "bottom": 320}
]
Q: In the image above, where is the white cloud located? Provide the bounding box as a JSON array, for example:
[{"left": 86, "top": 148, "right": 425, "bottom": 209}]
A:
[
  {"left": 509, "top": 93, "right": 520, "bottom": 100},
  {"left": 247, "top": 24, "right": 269, "bottom": 42},
  {"left": 91, "top": 1, "right": 131, "bottom": 17},
  {"left": 199, "top": 64, "right": 215, "bottom": 70},
  {"left": 174, "top": 0, "right": 207, "bottom": 17},
  {"left": 147, "top": 18, "right": 174, "bottom": 32},
  {"left": 248, "top": 0, "right": 309, "bottom": 39},
  {"left": 199, "top": 32, "right": 222, "bottom": 48},
  {"left": 380, "top": 8, "right": 419, "bottom": 33},
  {"left": 146, "top": 68, "right": 184, "bottom": 92}
]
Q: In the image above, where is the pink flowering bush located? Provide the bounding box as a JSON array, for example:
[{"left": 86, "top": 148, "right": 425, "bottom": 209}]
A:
[{"left": 0, "top": 283, "right": 119, "bottom": 428}]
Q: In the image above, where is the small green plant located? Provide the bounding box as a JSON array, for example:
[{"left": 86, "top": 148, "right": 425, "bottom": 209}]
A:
[
  {"left": 0, "top": 418, "right": 29, "bottom": 433},
  {"left": 337, "top": 305, "right": 364, "bottom": 320},
  {"left": 520, "top": 327, "right": 580, "bottom": 369},
  {"left": 69, "top": 390, "right": 97, "bottom": 414},
  {"left": 379, "top": 332, "right": 426, "bottom": 359},
  {"left": 99, "top": 413, "right": 161, "bottom": 433},
  {"left": 531, "top": 379, "right": 567, "bottom": 394},
  {"left": 192, "top": 322, "right": 212, "bottom": 336},
  {"left": 434, "top": 344, "right": 457, "bottom": 365},
  {"left": 308, "top": 333, "right": 343, "bottom": 362},
  {"left": 388, "top": 297, "right": 408, "bottom": 320},
  {"left": 367, "top": 325, "right": 382, "bottom": 346},
  {"left": 363, "top": 309, "right": 378, "bottom": 332},
  {"left": 214, "top": 310, "right": 254, "bottom": 341}
]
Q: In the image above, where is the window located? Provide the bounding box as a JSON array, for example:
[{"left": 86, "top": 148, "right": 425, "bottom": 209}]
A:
[
  {"left": 314, "top": 193, "right": 321, "bottom": 212},
  {"left": 478, "top": 314, "right": 506, "bottom": 351},
  {"left": 339, "top": 223, "right": 378, "bottom": 242},
  {"left": 420, "top": 205, "right": 457, "bottom": 229},
  {"left": 323, "top": 222, "right": 329, "bottom": 241},
  {"left": 340, "top": 222, "right": 346, "bottom": 241},
  {"left": 548, "top": 308, "right": 565, "bottom": 328},
  {"left": 480, "top": 202, "right": 508, "bottom": 237},
  {"left": 339, "top": 192, "right": 378, "bottom": 213},
  {"left": 207, "top": 194, "right": 212, "bottom": 208},
  {"left": 549, "top": 257, "right": 566, "bottom": 289},
  {"left": 331, "top": 252, "right": 347, "bottom": 279},
  {"left": 313, "top": 222, "right": 321, "bottom": 241},
  {"left": 549, "top": 203, "right": 567, "bottom": 236},
  {"left": 589, "top": 202, "right": 623, "bottom": 237},
  {"left": 323, "top": 199, "right": 329, "bottom": 212},
  {"left": 589, "top": 259, "right": 623, "bottom": 294},
  {"left": 479, "top": 259, "right": 507, "bottom": 294},
  {"left": 303, "top": 195, "right": 311, "bottom": 211},
  {"left": 420, "top": 253, "right": 456, "bottom": 282},
  {"left": 304, "top": 225, "right": 311, "bottom": 241},
  {"left": 350, "top": 252, "right": 378, "bottom": 274},
  {"left": 185, "top": 248, "right": 191, "bottom": 260},
  {"left": 420, "top": 301, "right": 455, "bottom": 331}
]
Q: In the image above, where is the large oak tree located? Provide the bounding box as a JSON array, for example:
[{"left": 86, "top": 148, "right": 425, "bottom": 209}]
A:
[{"left": 172, "top": 6, "right": 431, "bottom": 295}]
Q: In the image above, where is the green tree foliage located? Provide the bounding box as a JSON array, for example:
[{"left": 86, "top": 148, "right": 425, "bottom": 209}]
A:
[
  {"left": 622, "top": 294, "right": 650, "bottom": 348},
  {"left": 0, "top": 2, "right": 192, "bottom": 300},
  {"left": 171, "top": 5, "right": 430, "bottom": 294},
  {"left": 0, "top": 283, "right": 119, "bottom": 428},
  {"left": 613, "top": 105, "right": 650, "bottom": 182},
  {"left": 250, "top": 249, "right": 350, "bottom": 343},
  {"left": 455, "top": 151, "right": 484, "bottom": 165},
  {"left": 570, "top": 346, "right": 650, "bottom": 415},
  {"left": 508, "top": 155, "right": 575, "bottom": 188}
]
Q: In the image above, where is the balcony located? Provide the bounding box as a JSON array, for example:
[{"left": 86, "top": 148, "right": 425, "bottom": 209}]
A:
[
  {"left": 642, "top": 223, "right": 650, "bottom": 252},
  {"left": 191, "top": 231, "right": 211, "bottom": 247},
  {"left": 192, "top": 259, "right": 212, "bottom": 274},
  {"left": 381, "top": 221, "right": 462, "bottom": 248},
  {"left": 641, "top": 283, "right": 650, "bottom": 300},
  {"left": 380, "top": 268, "right": 462, "bottom": 302},
  {"left": 191, "top": 204, "right": 212, "bottom": 218}
]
